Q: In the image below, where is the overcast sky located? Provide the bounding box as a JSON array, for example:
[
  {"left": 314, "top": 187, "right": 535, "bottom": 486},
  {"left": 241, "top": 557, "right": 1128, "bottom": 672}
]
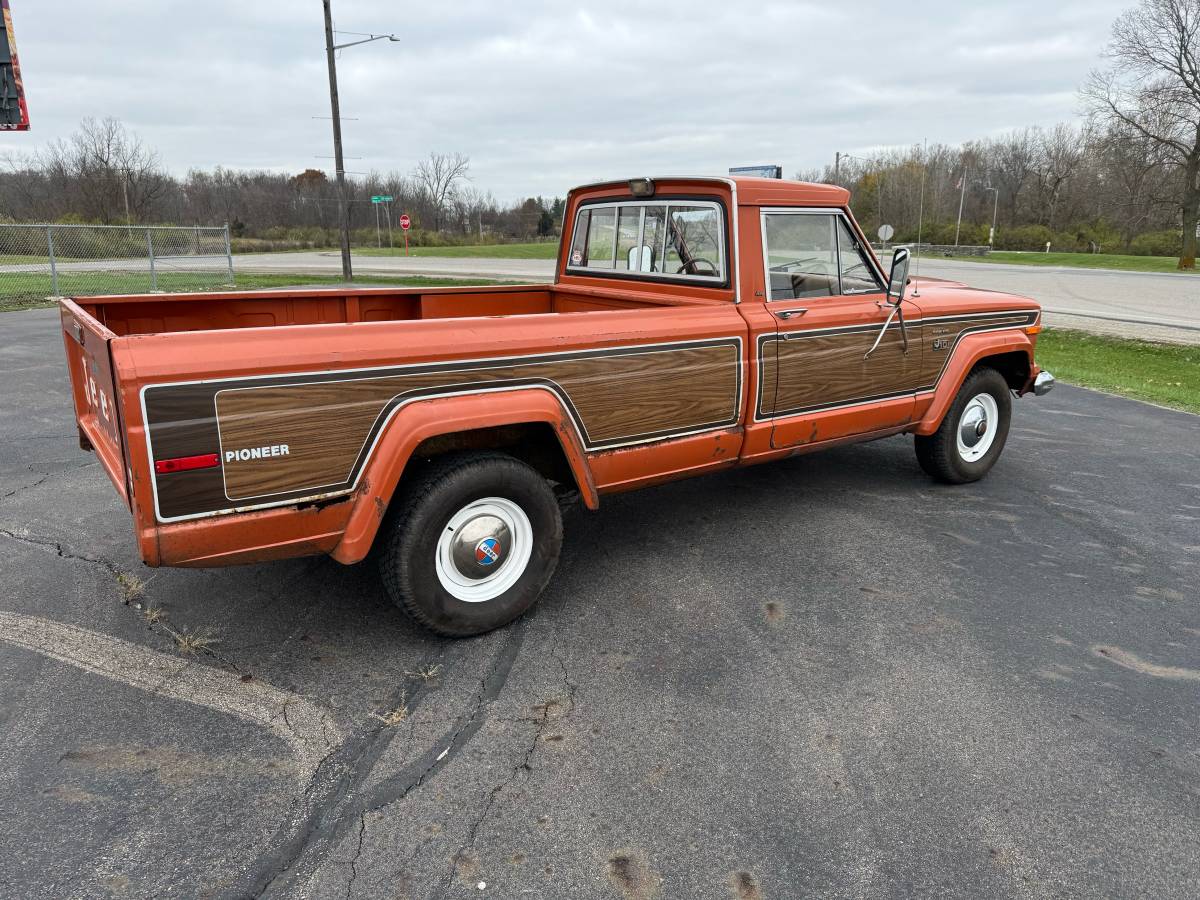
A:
[{"left": 3, "top": 0, "right": 1131, "bottom": 202}]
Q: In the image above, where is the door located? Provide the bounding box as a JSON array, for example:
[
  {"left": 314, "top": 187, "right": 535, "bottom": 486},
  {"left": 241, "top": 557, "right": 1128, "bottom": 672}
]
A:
[{"left": 758, "top": 210, "right": 922, "bottom": 449}]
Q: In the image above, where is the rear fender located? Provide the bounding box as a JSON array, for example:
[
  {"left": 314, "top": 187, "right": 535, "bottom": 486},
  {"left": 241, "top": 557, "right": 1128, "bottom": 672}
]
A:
[
  {"left": 913, "top": 332, "right": 1035, "bottom": 436},
  {"left": 330, "top": 388, "right": 597, "bottom": 564}
]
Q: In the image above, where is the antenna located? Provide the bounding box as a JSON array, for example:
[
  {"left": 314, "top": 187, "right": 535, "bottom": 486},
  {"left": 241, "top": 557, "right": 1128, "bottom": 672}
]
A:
[{"left": 912, "top": 139, "right": 927, "bottom": 298}]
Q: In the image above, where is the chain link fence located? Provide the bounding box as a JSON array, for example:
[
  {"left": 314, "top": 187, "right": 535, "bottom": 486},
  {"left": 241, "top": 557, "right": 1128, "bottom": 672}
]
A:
[{"left": 0, "top": 223, "right": 234, "bottom": 309}]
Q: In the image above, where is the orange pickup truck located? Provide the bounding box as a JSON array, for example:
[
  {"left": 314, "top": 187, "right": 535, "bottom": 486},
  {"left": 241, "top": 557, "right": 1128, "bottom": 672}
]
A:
[{"left": 60, "top": 176, "right": 1054, "bottom": 636}]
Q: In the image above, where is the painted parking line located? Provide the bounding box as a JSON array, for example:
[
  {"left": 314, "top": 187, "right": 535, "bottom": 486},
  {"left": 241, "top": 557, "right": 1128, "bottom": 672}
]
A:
[{"left": 0, "top": 611, "right": 342, "bottom": 777}]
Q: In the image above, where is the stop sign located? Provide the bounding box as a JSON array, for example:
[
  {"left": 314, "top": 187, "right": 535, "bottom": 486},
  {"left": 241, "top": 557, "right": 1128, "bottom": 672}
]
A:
[{"left": 399, "top": 214, "right": 412, "bottom": 231}]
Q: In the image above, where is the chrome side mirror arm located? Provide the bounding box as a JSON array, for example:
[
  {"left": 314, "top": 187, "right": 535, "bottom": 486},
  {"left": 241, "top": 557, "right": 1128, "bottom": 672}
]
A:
[{"left": 864, "top": 300, "right": 909, "bottom": 359}]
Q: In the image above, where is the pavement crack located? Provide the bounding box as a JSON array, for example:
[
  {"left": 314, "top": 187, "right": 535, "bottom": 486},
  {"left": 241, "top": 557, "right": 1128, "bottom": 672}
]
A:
[
  {"left": 344, "top": 813, "right": 367, "bottom": 900},
  {"left": 0, "top": 526, "right": 121, "bottom": 576}
]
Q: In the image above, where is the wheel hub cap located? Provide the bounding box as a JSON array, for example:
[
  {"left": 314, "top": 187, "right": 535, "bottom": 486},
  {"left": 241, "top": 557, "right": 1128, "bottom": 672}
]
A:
[
  {"left": 435, "top": 498, "right": 533, "bottom": 603},
  {"left": 448, "top": 514, "right": 511, "bottom": 579},
  {"left": 960, "top": 406, "right": 988, "bottom": 448}
]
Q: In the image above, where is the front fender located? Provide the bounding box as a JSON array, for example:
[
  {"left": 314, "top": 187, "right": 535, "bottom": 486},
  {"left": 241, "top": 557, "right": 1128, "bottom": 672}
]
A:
[
  {"left": 913, "top": 331, "right": 1035, "bottom": 436},
  {"left": 330, "top": 388, "right": 597, "bottom": 564}
]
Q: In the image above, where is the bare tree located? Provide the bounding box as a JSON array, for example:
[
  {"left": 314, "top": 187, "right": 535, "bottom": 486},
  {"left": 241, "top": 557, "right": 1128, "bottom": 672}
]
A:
[
  {"left": 413, "top": 152, "right": 470, "bottom": 232},
  {"left": 32, "top": 117, "right": 166, "bottom": 224},
  {"left": 1084, "top": 0, "right": 1200, "bottom": 268}
]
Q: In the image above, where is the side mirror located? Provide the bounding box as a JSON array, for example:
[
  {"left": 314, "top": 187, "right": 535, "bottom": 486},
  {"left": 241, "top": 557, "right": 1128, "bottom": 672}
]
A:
[{"left": 887, "top": 246, "right": 911, "bottom": 305}]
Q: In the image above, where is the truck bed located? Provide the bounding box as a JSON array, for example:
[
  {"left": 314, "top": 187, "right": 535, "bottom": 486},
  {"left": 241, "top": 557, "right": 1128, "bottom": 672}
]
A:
[{"left": 77, "top": 283, "right": 706, "bottom": 337}]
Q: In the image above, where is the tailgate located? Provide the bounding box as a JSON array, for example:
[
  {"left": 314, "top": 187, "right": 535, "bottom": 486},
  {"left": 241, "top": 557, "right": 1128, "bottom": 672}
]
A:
[{"left": 59, "top": 300, "right": 130, "bottom": 505}]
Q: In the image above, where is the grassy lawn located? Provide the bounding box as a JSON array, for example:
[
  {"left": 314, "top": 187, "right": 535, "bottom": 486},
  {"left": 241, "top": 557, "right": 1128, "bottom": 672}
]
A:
[
  {"left": 0, "top": 272, "right": 508, "bottom": 312},
  {"left": 947, "top": 251, "right": 1194, "bottom": 274},
  {"left": 354, "top": 242, "right": 560, "bottom": 259},
  {"left": 1036, "top": 329, "right": 1200, "bottom": 414}
]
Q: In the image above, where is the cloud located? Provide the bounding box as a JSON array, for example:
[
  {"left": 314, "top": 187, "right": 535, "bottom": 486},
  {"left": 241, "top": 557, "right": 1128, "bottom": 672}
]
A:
[{"left": 2, "top": 0, "right": 1128, "bottom": 201}]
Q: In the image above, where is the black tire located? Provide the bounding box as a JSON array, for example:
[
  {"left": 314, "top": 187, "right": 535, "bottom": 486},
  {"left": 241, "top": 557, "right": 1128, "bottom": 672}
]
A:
[
  {"left": 378, "top": 452, "right": 563, "bottom": 637},
  {"left": 914, "top": 367, "right": 1012, "bottom": 484}
]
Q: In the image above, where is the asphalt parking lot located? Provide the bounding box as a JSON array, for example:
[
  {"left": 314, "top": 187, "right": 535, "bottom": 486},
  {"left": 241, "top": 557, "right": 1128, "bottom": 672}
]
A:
[{"left": 1, "top": 306, "right": 1198, "bottom": 899}]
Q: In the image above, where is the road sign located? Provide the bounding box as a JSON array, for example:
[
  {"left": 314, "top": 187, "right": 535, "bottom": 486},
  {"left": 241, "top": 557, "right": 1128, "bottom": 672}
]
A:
[
  {"left": 878, "top": 224, "right": 895, "bottom": 242},
  {"left": 399, "top": 214, "right": 411, "bottom": 231},
  {"left": 370, "top": 195, "right": 393, "bottom": 204}
]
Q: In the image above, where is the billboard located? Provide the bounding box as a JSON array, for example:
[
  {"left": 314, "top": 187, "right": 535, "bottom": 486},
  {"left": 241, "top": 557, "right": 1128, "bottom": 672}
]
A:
[{"left": 1, "top": 0, "right": 29, "bottom": 131}]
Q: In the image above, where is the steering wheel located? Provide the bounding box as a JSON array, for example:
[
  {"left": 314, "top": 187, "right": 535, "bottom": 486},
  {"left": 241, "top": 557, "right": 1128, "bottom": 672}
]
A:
[{"left": 676, "top": 258, "right": 718, "bottom": 276}]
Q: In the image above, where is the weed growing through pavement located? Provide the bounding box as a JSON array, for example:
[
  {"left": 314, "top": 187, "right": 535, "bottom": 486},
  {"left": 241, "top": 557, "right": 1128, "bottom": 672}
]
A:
[
  {"left": 115, "top": 572, "right": 146, "bottom": 604},
  {"left": 172, "top": 629, "right": 219, "bottom": 656},
  {"left": 370, "top": 693, "right": 409, "bottom": 726},
  {"left": 405, "top": 663, "right": 443, "bottom": 681}
]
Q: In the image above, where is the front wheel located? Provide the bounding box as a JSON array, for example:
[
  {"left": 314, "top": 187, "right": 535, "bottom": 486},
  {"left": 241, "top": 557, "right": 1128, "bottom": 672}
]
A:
[
  {"left": 379, "top": 453, "right": 563, "bottom": 637},
  {"left": 914, "top": 367, "right": 1012, "bottom": 484}
]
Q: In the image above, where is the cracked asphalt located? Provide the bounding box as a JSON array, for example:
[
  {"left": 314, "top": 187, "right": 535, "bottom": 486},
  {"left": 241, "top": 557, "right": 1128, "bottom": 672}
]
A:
[{"left": 1, "top": 305, "right": 1198, "bottom": 899}]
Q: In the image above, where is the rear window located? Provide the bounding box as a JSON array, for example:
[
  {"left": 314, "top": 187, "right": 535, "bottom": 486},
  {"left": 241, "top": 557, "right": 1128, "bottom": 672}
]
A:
[{"left": 567, "top": 200, "right": 726, "bottom": 284}]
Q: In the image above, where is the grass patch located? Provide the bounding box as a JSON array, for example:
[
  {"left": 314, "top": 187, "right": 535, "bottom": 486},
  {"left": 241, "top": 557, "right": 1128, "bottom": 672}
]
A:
[
  {"left": 0, "top": 272, "right": 511, "bottom": 312},
  {"left": 1036, "top": 329, "right": 1200, "bottom": 414},
  {"left": 354, "top": 241, "right": 559, "bottom": 259},
  {"left": 947, "top": 251, "right": 1194, "bottom": 274}
]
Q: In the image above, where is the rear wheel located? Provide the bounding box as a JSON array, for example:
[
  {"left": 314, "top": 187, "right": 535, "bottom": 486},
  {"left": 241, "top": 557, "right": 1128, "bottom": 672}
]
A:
[
  {"left": 379, "top": 453, "right": 563, "bottom": 637},
  {"left": 914, "top": 367, "right": 1012, "bottom": 484}
]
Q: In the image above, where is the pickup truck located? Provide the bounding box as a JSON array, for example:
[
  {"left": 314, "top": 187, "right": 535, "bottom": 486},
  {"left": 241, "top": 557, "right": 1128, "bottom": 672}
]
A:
[{"left": 60, "top": 176, "right": 1054, "bottom": 636}]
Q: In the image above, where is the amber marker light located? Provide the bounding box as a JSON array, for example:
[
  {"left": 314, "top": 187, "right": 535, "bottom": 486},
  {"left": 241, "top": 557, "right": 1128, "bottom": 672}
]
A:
[{"left": 628, "top": 178, "right": 655, "bottom": 197}]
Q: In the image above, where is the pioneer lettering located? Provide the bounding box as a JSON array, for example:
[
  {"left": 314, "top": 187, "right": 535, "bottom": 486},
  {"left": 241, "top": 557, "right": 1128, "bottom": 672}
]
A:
[{"left": 225, "top": 444, "right": 289, "bottom": 463}]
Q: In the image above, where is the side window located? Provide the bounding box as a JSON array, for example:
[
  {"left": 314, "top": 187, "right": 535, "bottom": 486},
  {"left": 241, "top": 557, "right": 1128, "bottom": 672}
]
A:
[
  {"left": 567, "top": 201, "right": 724, "bottom": 281},
  {"left": 837, "top": 219, "right": 883, "bottom": 293},
  {"left": 763, "top": 213, "right": 838, "bottom": 300}
]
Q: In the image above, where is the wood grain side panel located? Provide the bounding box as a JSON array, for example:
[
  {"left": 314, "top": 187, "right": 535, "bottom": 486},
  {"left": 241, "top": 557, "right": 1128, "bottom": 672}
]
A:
[
  {"left": 769, "top": 325, "right": 920, "bottom": 416},
  {"left": 214, "top": 343, "right": 740, "bottom": 502},
  {"left": 762, "top": 312, "right": 1035, "bottom": 418}
]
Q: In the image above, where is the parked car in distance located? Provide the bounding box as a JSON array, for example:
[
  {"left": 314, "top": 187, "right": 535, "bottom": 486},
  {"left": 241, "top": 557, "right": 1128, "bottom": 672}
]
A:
[{"left": 60, "top": 175, "right": 1054, "bottom": 636}]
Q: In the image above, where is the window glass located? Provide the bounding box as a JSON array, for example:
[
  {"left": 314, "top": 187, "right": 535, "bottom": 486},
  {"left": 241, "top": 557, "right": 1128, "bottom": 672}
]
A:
[
  {"left": 568, "top": 201, "right": 724, "bottom": 281},
  {"left": 763, "top": 214, "right": 838, "bottom": 299},
  {"left": 569, "top": 206, "right": 616, "bottom": 269},
  {"left": 664, "top": 205, "right": 722, "bottom": 278},
  {"left": 614, "top": 206, "right": 642, "bottom": 271},
  {"left": 837, "top": 218, "right": 883, "bottom": 293},
  {"left": 638, "top": 205, "right": 666, "bottom": 272}
]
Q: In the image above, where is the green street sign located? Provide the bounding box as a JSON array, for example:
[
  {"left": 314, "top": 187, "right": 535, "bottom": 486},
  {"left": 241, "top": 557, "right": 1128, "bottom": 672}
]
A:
[{"left": 371, "top": 195, "right": 393, "bottom": 203}]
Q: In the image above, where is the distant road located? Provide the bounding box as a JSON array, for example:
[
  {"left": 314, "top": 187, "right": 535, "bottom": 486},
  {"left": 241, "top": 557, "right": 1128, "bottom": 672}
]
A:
[
  {"left": 3, "top": 248, "right": 1194, "bottom": 342},
  {"left": 231, "top": 250, "right": 1199, "bottom": 344}
]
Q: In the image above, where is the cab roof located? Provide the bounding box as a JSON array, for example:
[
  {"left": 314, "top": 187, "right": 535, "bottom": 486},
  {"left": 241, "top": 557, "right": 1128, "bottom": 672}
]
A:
[{"left": 570, "top": 176, "right": 849, "bottom": 208}]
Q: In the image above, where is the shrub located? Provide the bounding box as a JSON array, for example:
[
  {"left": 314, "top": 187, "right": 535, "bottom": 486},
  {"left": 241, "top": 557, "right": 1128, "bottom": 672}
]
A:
[{"left": 1128, "top": 230, "right": 1182, "bottom": 257}]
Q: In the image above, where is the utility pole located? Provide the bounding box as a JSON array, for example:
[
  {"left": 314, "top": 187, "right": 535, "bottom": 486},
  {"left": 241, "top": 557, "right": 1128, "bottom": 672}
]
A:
[
  {"left": 984, "top": 185, "right": 999, "bottom": 248},
  {"left": 954, "top": 172, "right": 968, "bottom": 247},
  {"left": 834, "top": 151, "right": 840, "bottom": 182},
  {"left": 322, "top": 0, "right": 352, "bottom": 281},
  {"left": 321, "top": 5, "right": 399, "bottom": 282}
]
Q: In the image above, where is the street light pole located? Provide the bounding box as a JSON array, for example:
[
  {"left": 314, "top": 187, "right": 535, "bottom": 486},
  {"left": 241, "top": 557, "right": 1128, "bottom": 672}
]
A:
[
  {"left": 322, "top": 3, "right": 398, "bottom": 282},
  {"left": 322, "top": 0, "right": 352, "bottom": 281},
  {"left": 985, "top": 186, "right": 999, "bottom": 247}
]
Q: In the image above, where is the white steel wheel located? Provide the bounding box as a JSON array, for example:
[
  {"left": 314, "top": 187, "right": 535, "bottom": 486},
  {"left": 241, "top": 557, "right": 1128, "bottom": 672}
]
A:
[
  {"left": 956, "top": 393, "right": 1000, "bottom": 463},
  {"left": 434, "top": 497, "right": 533, "bottom": 603}
]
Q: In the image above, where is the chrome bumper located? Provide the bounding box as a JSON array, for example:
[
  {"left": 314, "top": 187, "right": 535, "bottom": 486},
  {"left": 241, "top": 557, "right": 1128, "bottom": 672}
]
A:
[{"left": 1033, "top": 371, "right": 1055, "bottom": 396}]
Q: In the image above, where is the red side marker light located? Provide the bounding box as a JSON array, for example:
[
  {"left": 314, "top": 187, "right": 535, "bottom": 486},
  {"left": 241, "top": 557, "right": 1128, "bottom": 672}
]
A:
[{"left": 155, "top": 453, "right": 220, "bottom": 475}]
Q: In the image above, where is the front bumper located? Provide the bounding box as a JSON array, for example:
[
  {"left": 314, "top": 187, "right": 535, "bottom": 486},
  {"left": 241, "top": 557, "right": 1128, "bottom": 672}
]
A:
[{"left": 1033, "top": 370, "right": 1055, "bottom": 396}]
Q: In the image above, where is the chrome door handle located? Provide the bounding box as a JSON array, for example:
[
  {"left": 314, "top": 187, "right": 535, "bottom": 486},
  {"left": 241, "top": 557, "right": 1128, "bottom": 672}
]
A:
[{"left": 775, "top": 308, "right": 808, "bottom": 320}]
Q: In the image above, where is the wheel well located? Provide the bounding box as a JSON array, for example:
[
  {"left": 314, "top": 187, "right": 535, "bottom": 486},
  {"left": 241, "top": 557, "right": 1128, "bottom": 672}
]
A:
[
  {"left": 973, "top": 350, "right": 1031, "bottom": 391},
  {"left": 408, "top": 423, "right": 578, "bottom": 493}
]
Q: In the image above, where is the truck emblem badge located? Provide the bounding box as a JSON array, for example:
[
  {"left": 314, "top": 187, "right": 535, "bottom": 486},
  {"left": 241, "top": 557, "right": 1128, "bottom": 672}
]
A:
[
  {"left": 475, "top": 538, "right": 501, "bottom": 566},
  {"left": 932, "top": 338, "right": 950, "bottom": 351}
]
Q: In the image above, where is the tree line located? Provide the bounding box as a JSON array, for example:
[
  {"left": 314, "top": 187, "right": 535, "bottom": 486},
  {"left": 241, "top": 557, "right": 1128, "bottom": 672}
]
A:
[
  {"left": 812, "top": 0, "right": 1198, "bottom": 268},
  {"left": 0, "top": 121, "right": 564, "bottom": 250}
]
